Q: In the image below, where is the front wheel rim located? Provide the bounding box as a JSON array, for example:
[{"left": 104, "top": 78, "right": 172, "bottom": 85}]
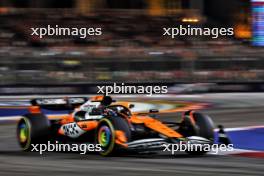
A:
[
  {"left": 97, "top": 118, "right": 116, "bottom": 156},
  {"left": 98, "top": 126, "right": 111, "bottom": 147}
]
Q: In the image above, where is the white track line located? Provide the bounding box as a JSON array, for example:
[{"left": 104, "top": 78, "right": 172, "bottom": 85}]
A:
[{"left": 214, "top": 125, "right": 264, "bottom": 132}]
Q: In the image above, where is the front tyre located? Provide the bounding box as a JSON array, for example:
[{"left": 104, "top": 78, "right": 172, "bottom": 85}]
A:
[
  {"left": 192, "top": 112, "right": 215, "bottom": 141},
  {"left": 96, "top": 116, "right": 131, "bottom": 156}
]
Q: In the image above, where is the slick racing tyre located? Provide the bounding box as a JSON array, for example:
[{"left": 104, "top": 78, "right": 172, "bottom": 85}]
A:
[
  {"left": 96, "top": 116, "right": 131, "bottom": 156},
  {"left": 181, "top": 111, "right": 215, "bottom": 155},
  {"left": 192, "top": 112, "right": 215, "bottom": 141},
  {"left": 17, "top": 113, "right": 51, "bottom": 151}
]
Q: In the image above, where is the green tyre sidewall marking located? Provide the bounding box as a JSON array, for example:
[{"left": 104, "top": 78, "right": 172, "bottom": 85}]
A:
[{"left": 98, "top": 118, "right": 116, "bottom": 156}]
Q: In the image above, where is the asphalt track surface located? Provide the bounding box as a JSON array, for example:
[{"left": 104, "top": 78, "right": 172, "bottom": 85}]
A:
[{"left": 0, "top": 93, "right": 264, "bottom": 176}]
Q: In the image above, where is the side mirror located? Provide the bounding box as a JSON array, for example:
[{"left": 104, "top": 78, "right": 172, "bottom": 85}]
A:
[
  {"left": 129, "top": 104, "right": 135, "bottom": 109},
  {"left": 149, "top": 109, "right": 159, "bottom": 113}
]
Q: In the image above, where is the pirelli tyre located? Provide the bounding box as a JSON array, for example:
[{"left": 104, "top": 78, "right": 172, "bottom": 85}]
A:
[
  {"left": 185, "top": 112, "right": 215, "bottom": 155},
  {"left": 17, "top": 113, "right": 51, "bottom": 151},
  {"left": 192, "top": 112, "right": 215, "bottom": 141},
  {"left": 96, "top": 116, "right": 131, "bottom": 156}
]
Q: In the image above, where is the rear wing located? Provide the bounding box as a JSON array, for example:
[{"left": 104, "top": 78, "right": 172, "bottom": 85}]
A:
[{"left": 30, "top": 97, "right": 88, "bottom": 110}]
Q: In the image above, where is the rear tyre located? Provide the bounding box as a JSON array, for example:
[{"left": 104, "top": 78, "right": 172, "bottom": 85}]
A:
[
  {"left": 17, "top": 113, "right": 50, "bottom": 151},
  {"left": 96, "top": 116, "right": 131, "bottom": 156}
]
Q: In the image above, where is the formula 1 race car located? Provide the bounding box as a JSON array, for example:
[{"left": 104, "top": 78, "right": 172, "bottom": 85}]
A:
[{"left": 17, "top": 95, "right": 215, "bottom": 156}]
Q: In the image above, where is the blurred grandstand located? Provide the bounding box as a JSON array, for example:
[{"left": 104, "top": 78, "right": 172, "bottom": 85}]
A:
[{"left": 0, "top": 0, "right": 263, "bottom": 88}]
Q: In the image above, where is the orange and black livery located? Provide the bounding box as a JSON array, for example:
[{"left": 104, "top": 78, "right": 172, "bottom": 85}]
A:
[{"left": 17, "top": 95, "right": 215, "bottom": 156}]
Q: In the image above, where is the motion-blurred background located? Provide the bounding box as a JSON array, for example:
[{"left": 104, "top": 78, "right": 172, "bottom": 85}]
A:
[{"left": 0, "top": 0, "right": 263, "bottom": 94}]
